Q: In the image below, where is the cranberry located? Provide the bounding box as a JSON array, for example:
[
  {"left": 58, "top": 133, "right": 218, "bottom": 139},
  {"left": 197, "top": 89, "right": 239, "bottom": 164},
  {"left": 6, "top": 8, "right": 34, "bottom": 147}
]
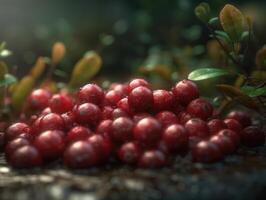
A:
[
  {"left": 186, "top": 98, "right": 213, "bottom": 120},
  {"left": 117, "top": 98, "right": 132, "bottom": 114},
  {"left": 133, "top": 117, "right": 162, "bottom": 147},
  {"left": 28, "top": 89, "right": 51, "bottom": 110},
  {"left": 61, "top": 112, "right": 76, "bottom": 130},
  {"left": 128, "top": 78, "right": 150, "bottom": 92},
  {"left": 162, "top": 124, "right": 188, "bottom": 152},
  {"left": 5, "top": 122, "right": 30, "bottom": 142},
  {"left": 78, "top": 83, "right": 104, "bottom": 105},
  {"left": 73, "top": 103, "right": 101, "bottom": 127},
  {"left": 66, "top": 126, "right": 93, "bottom": 144},
  {"left": 226, "top": 111, "right": 251, "bottom": 127},
  {"left": 41, "top": 107, "right": 52, "bottom": 115},
  {"left": 224, "top": 118, "right": 242, "bottom": 134},
  {"left": 38, "top": 113, "right": 65, "bottom": 133},
  {"left": 111, "top": 108, "right": 129, "bottom": 119},
  {"left": 207, "top": 119, "right": 227, "bottom": 135},
  {"left": 64, "top": 141, "right": 98, "bottom": 168},
  {"left": 172, "top": 80, "right": 199, "bottom": 106},
  {"left": 209, "top": 135, "right": 236, "bottom": 155},
  {"left": 104, "top": 90, "right": 122, "bottom": 107},
  {"left": 9, "top": 145, "right": 42, "bottom": 168},
  {"left": 118, "top": 142, "right": 142, "bottom": 164},
  {"left": 192, "top": 141, "right": 222, "bottom": 163},
  {"left": 185, "top": 118, "right": 209, "bottom": 138},
  {"left": 138, "top": 150, "right": 166, "bottom": 168},
  {"left": 128, "top": 86, "right": 153, "bottom": 112},
  {"left": 5, "top": 138, "right": 30, "bottom": 159},
  {"left": 0, "top": 121, "right": 8, "bottom": 132},
  {"left": 177, "top": 111, "right": 192, "bottom": 124},
  {"left": 241, "top": 126, "right": 265, "bottom": 147},
  {"left": 217, "top": 129, "right": 240, "bottom": 146},
  {"left": 133, "top": 113, "right": 153, "bottom": 123},
  {"left": 172, "top": 104, "right": 184, "bottom": 116},
  {"left": 49, "top": 93, "right": 74, "bottom": 114},
  {"left": 112, "top": 83, "right": 128, "bottom": 97},
  {"left": 111, "top": 117, "right": 134, "bottom": 143},
  {"left": 153, "top": 90, "right": 174, "bottom": 112},
  {"left": 96, "top": 120, "right": 112, "bottom": 138},
  {"left": 33, "top": 130, "right": 65, "bottom": 160},
  {"left": 189, "top": 136, "right": 203, "bottom": 149},
  {"left": 155, "top": 111, "right": 178, "bottom": 128},
  {"left": 101, "top": 106, "right": 113, "bottom": 120},
  {"left": 87, "top": 134, "right": 112, "bottom": 162}
]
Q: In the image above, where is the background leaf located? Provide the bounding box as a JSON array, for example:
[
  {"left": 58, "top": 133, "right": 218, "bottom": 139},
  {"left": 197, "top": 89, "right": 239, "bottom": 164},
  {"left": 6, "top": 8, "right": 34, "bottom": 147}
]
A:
[
  {"left": 51, "top": 42, "right": 66, "bottom": 65},
  {"left": 0, "top": 74, "right": 17, "bottom": 87},
  {"left": 188, "top": 68, "right": 229, "bottom": 81},
  {"left": 241, "top": 86, "right": 266, "bottom": 97}
]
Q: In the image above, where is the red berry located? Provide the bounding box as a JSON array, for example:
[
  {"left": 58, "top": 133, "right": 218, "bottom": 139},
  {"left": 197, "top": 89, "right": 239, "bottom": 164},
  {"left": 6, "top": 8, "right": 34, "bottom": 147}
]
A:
[
  {"left": 111, "top": 117, "right": 134, "bottom": 143},
  {"left": 49, "top": 93, "right": 74, "bottom": 114},
  {"left": 155, "top": 111, "right": 178, "bottom": 128},
  {"left": 28, "top": 89, "right": 51, "bottom": 110},
  {"left": 226, "top": 111, "right": 251, "bottom": 127},
  {"left": 117, "top": 98, "right": 132, "bottom": 114},
  {"left": 73, "top": 103, "right": 101, "bottom": 127},
  {"left": 185, "top": 118, "right": 209, "bottom": 138},
  {"left": 128, "top": 78, "right": 150, "bottom": 93},
  {"left": 6, "top": 123, "right": 30, "bottom": 142},
  {"left": 186, "top": 98, "right": 213, "bottom": 120},
  {"left": 111, "top": 108, "right": 129, "bottom": 119},
  {"left": 33, "top": 130, "right": 65, "bottom": 160},
  {"left": 138, "top": 150, "right": 166, "bottom": 168},
  {"left": 38, "top": 113, "right": 65, "bottom": 133},
  {"left": 66, "top": 126, "right": 93, "bottom": 144},
  {"left": 133, "top": 117, "right": 162, "bottom": 147},
  {"left": 128, "top": 86, "right": 153, "bottom": 112},
  {"left": 192, "top": 141, "right": 222, "bottom": 163},
  {"left": 133, "top": 113, "right": 153, "bottom": 123},
  {"left": 153, "top": 90, "right": 174, "bottom": 112},
  {"left": 217, "top": 129, "right": 240, "bottom": 146},
  {"left": 41, "top": 107, "right": 52, "bottom": 115},
  {"left": 64, "top": 141, "right": 98, "bottom": 168},
  {"left": 0, "top": 132, "right": 5, "bottom": 149},
  {"left": 61, "top": 112, "right": 76, "bottom": 131},
  {"left": 241, "top": 126, "right": 265, "bottom": 147},
  {"left": 188, "top": 136, "right": 203, "bottom": 149},
  {"left": 78, "top": 83, "right": 104, "bottom": 105},
  {"left": 224, "top": 118, "right": 242, "bottom": 134},
  {"left": 87, "top": 134, "right": 112, "bottom": 162},
  {"left": 209, "top": 135, "right": 236, "bottom": 155},
  {"left": 112, "top": 83, "right": 128, "bottom": 97},
  {"left": 9, "top": 145, "right": 42, "bottom": 168},
  {"left": 96, "top": 120, "right": 112, "bottom": 138},
  {"left": 207, "top": 119, "right": 227, "bottom": 135},
  {"left": 118, "top": 142, "right": 142, "bottom": 164},
  {"left": 5, "top": 138, "right": 30, "bottom": 159},
  {"left": 104, "top": 90, "right": 122, "bottom": 107},
  {"left": 172, "top": 80, "right": 199, "bottom": 106},
  {"left": 162, "top": 124, "right": 188, "bottom": 152},
  {"left": 177, "top": 111, "right": 192, "bottom": 124},
  {"left": 101, "top": 106, "right": 113, "bottom": 120}
]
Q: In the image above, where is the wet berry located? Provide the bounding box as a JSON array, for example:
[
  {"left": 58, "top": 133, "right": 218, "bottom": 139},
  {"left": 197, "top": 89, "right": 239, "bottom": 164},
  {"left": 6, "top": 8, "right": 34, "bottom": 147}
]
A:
[
  {"left": 217, "top": 129, "right": 240, "bottom": 146},
  {"left": 155, "top": 111, "right": 178, "bottom": 128},
  {"left": 209, "top": 135, "right": 236, "bottom": 155},
  {"left": 6, "top": 123, "right": 30, "bottom": 142},
  {"left": 128, "top": 78, "right": 150, "bottom": 93},
  {"left": 186, "top": 98, "right": 213, "bottom": 120},
  {"left": 111, "top": 117, "right": 134, "bottom": 143},
  {"left": 177, "top": 111, "right": 192, "bottom": 124},
  {"left": 28, "top": 89, "right": 51, "bottom": 110},
  {"left": 153, "top": 90, "right": 174, "bottom": 112},
  {"left": 49, "top": 93, "right": 74, "bottom": 114},
  {"left": 96, "top": 119, "right": 112, "bottom": 138},
  {"left": 138, "top": 150, "right": 166, "bottom": 168},
  {"left": 101, "top": 106, "right": 113, "bottom": 120},
  {"left": 66, "top": 126, "right": 93, "bottom": 144},
  {"left": 38, "top": 113, "right": 65, "bottom": 133},
  {"left": 128, "top": 86, "right": 153, "bottom": 112},
  {"left": 104, "top": 90, "right": 122, "bottom": 107},
  {"left": 118, "top": 142, "right": 142, "bottom": 164},
  {"left": 5, "top": 138, "right": 30, "bottom": 159},
  {"left": 78, "top": 83, "right": 104, "bottom": 105},
  {"left": 185, "top": 118, "right": 209, "bottom": 138},
  {"left": 226, "top": 111, "right": 251, "bottom": 127},
  {"left": 241, "top": 126, "right": 265, "bottom": 147},
  {"left": 111, "top": 108, "right": 129, "bottom": 119},
  {"left": 207, "top": 119, "right": 227, "bottom": 135},
  {"left": 224, "top": 118, "right": 242, "bottom": 134}
]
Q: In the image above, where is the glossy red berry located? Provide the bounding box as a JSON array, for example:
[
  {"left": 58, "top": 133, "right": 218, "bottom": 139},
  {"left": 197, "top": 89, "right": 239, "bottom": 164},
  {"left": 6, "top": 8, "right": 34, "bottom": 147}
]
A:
[
  {"left": 128, "top": 78, "right": 150, "bottom": 93},
  {"left": 96, "top": 120, "right": 112, "bottom": 138},
  {"left": 66, "top": 126, "right": 93, "bottom": 144},
  {"left": 104, "top": 90, "right": 122, "bottom": 107},
  {"left": 155, "top": 111, "right": 178, "bottom": 128},
  {"left": 192, "top": 141, "right": 222, "bottom": 163},
  {"left": 78, "top": 83, "right": 104, "bottom": 105},
  {"left": 38, "top": 113, "right": 65, "bottom": 133},
  {"left": 9, "top": 145, "right": 42, "bottom": 168},
  {"left": 217, "top": 129, "right": 240, "bottom": 146},
  {"left": 101, "top": 106, "right": 113, "bottom": 120},
  {"left": 111, "top": 117, "right": 134, "bottom": 143},
  {"left": 185, "top": 118, "right": 209, "bottom": 138},
  {"left": 111, "top": 83, "right": 128, "bottom": 97},
  {"left": 6, "top": 123, "right": 30, "bottom": 142},
  {"left": 177, "top": 111, "right": 192, "bottom": 124},
  {"left": 162, "top": 124, "right": 188, "bottom": 152},
  {"left": 117, "top": 98, "right": 132, "bottom": 114},
  {"left": 33, "top": 130, "right": 65, "bottom": 160},
  {"left": 64, "top": 141, "right": 98, "bottom": 168},
  {"left": 41, "top": 107, "right": 52, "bottom": 115},
  {"left": 49, "top": 93, "right": 74, "bottom": 114},
  {"left": 207, "top": 119, "right": 227, "bottom": 135},
  {"left": 5, "top": 138, "right": 30, "bottom": 159},
  {"left": 172, "top": 80, "right": 199, "bottom": 106},
  {"left": 61, "top": 112, "right": 76, "bottom": 131},
  {"left": 28, "top": 89, "right": 51, "bottom": 110},
  {"left": 73, "top": 103, "right": 101, "bottom": 127},
  {"left": 138, "top": 150, "right": 166, "bottom": 168},
  {"left": 128, "top": 86, "right": 153, "bottom": 112},
  {"left": 226, "top": 111, "right": 251, "bottom": 127},
  {"left": 133, "top": 117, "right": 162, "bottom": 147},
  {"left": 186, "top": 98, "right": 213, "bottom": 120},
  {"left": 153, "top": 90, "right": 174, "bottom": 112},
  {"left": 118, "top": 142, "right": 142, "bottom": 164},
  {"left": 241, "top": 126, "right": 265, "bottom": 147},
  {"left": 111, "top": 108, "right": 129, "bottom": 119},
  {"left": 224, "top": 118, "right": 242, "bottom": 134},
  {"left": 209, "top": 135, "right": 236, "bottom": 155},
  {"left": 133, "top": 113, "right": 153, "bottom": 123}
]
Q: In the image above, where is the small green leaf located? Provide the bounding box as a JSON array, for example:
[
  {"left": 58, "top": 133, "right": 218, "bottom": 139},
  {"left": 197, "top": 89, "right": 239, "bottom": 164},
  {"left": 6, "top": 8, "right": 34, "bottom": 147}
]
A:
[
  {"left": 188, "top": 68, "right": 229, "bottom": 81},
  {"left": 214, "top": 30, "right": 231, "bottom": 44},
  {"left": 241, "top": 86, "right": 266, "bottom": 97},
  {"left": 208, "top": 17, "right": 219, "bottom": 26},
  {"left": 0, "top": 74, "right": 17, "bottom": 87},
  {"left": 194, "top": 2, "right": 210, "bottom": 23},
  {"left": 240, "top": 31, "right": 249, "bottom": 41}
]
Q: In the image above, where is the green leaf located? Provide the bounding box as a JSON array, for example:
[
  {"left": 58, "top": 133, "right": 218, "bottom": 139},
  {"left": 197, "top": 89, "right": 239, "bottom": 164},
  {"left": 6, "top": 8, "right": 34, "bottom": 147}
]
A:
[
  {"left": 188, "top": 68, "right": 229, "bottom": 81},
  {"left": 241, "top": 86, "right": 266, "bottom": 97},
  {"left": 0, "top": 49, "right": 12, "bottom": 58},
  {"left": 194, "top": 2, "right": 210, "bottom": 23},
  {"left": 214, "top": 30, "right": 231, "bottom": 43},
  {"left": 208, "top": 17, "right": 219, "bottom": 26},
  {"left": 0, "top": 74, "right": 17, "bottom": 87}
]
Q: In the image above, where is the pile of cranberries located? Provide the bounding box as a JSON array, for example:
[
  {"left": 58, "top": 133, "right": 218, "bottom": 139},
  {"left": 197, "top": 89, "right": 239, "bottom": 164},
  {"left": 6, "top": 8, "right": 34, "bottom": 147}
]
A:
[{"left": 1, "top": 79, "right": 265, "bottom": 169}]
